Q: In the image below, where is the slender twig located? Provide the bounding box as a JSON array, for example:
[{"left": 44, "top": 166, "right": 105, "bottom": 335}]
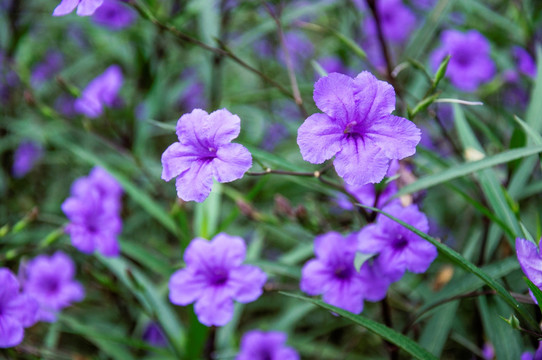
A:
[
  {"left": 127, "top": 0, "right": 296, "bottom": 101},
  {"left": 246, "top": 169, "right": 315, "bottom": 177},
  {"left": 365, "top": 0, "right": 396, "bottom": 87}
]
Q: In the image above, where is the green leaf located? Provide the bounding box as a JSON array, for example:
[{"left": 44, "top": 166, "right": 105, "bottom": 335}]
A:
[
  {"left": 524, "top": 277, "right": 542, "bottom": 315},
  {"left": 418, "top": 301, "right": 459, "bottom": 357},
  {"left": 432, "top": 55, "right": 450, "bottom": 90},
  {"left": 280, "top": 292, "right": 438, "bottom": 360},
  {"left": 397, "top": 145, "right": 542, "bottom": 196},
  {"left": 358, "top": 205, "right": 538, "bottom": 329}
]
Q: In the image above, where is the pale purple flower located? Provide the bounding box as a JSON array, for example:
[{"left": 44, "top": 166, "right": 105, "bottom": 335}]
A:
[
  {"left": 516, "top": 237, "right": 542, "bottom": 302},
  {"left": 513, "top": 46, "right": 537, "bottom": 79},
  {"left": 61, "top": 167, "right": 123, "bottom": 257},
  {"left": 0, "top": 268, "right": 38, "bottom": 348},
  {"left": 92, "top": 0, "right": 136, "bottom": 30},
  {"left": 363, "top": 0, "right": 416, "bottom": 44},
  {"left": 161, "top": 108, "right": 252, "bottom": 202},
  {"left": 279, "top": 31, "right": 314, "bottom": 71},
  {"left": 358, "top": 204, "right": 437, "bottom": 281},
  {"left": 297, "top": 71, "right": 420, "bottom": 186},
  {"left": 178, "top": 69, "right": 207, "bottom": 111},
  {"left": 12, "top": 141, "right": 43, "bottom": 178},
  {"left": 53, "top": 0, "right": 104, "bottom": 16},
  {"left": 143, "top": 322, "right": 167, "bottom": 347},
  {"left": 236, "top": 330, "right": 299, "bottom": 360},
  {"left": 521, "top": 342, "right": 542, "bottom": 360},
  {"left": 358, "top": 259, "right": 393, "bottom": 301},
  {"left": 23, "top": 252, "right": 84, "bottom": 322},
  {"left": 74, "top": 65, "right": 123, "bottom": 118},
  {"left": 430, "top": 30, "right": 495, "bottom": 91},
  {"left": 482, "top": 342, "right": 495, "bottom": 360},
  {"left": 300, "top": 231, "right": 365, "bottom": 314},
  {"left": 169, "top": 233, "right": 266, "bottom": 326},
  {"left": 31, "top": 51, "right": 63, "bottom": 86}
]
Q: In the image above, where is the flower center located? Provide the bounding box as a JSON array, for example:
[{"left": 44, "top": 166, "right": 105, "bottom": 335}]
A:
[
  {"left": 334, "top": 264, "right": 352, "bottom": 280},
  {"left": 454, "top": 50, "right": 471, "bottom": 67},
  {"left": 393, "top": 236, "right": 409, "bottom": 250},
  {"left": 210, "top": 269, "right": 229, "bottom": 286},
  {"left": 344, "top": 121, "right": 358, "bottom": 134},
  {"left": 42, "top": 277, "right": 60, "bottom": 295}
]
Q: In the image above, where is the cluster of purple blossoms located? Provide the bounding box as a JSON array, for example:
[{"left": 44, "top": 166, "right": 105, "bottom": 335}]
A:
[
  {"left": 169, "top": 233, "right": 266, "bottom": 326},
  {"left": 22, "top": 252, "right": 85, "bottom": 322},
  {"left": 161, "top": 108, "right": 252, "bottom": 202},
  {"left": 62, "top": 167, "right": 123, "bottom": 257},
  {"left": 12, "top": 140, "right": 43, "bottom": 179},
  {"left": 236, "top": 330, "right": 299, "bottom": 360},
  {"left": 0, "top": 268, "right": 38, "bottom": 348},
  {"left": 301, "top": 204, "right": 437, "bottom": 313},
  {"left": 430, "top": 29, "right": 495, "bottom": 91},
  {"left": 297, "top": 71, "right": 420, "bottom": 187},
  {"left": 53, "top": 0, "right": 104, "bottom": 16},
  {"left": 74, "top": 65, "right": 123, "bottom": 118}
]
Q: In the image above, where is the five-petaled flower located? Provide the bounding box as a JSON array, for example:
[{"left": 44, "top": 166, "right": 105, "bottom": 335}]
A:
[
  {"left": 161, "top": 108, "right": 252, "bottom": 202},
  {"left": 236, "top": 330, "right": 299, "bottom": 360},
  {"left": 53, "top": 0, "right": 104, "bottom": 16},
  {"left": 300, "top": 231, "right": 365, "bottom": 313},
  {"left": 357, "top": 204, "right": 437, "bottom": 281},
  {"left": 23, "top": 252, "right": 85, "bottom": 322},
  {"left": 297, "top": 71, "right": 420, "bottom": 187},
  {"left": 169, "top": 233, "right": 267, "bottom": 326},
  {"left": 0, "top": 268, "right": 39, "bottom": 348}
]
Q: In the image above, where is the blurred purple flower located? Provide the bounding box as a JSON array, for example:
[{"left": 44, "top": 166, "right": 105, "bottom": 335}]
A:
[
  {"left": 430, "top": 30, "right": 495, "bottom": 91},
  {"left": 521, "top": 342, "right": 542, "bottom": 360},
  {"left": 0, "top": 52, "right": 19, "bottom": 104},
  {"left": 358, "top": 259, "right": 393, "bottom": 301},
  {"left": 53, "top": 0, "right": 104, "bottom": 16},
  {"left": 279, "top": 31, "right": 314, "bottom": 71},
  {"left": 297, "top": 71, "right": 420, "bottom": 186},
  {"left": 61, "top": 167, "right": 123, "bottom": 257},
  {"left": 23, "top": 252, "right": 84, "bottom": 322},
  {"left": 31, "top": 51, "right": 63, "bottom": 86},
  {"left": 92, "top": 0, "right": 136, "bottom": 30},
  {"left": 74, "top": 65, "right": 123, "bottom": 118},
  {"left": 161, "top": 108, "right": 252, "bottom": 202},
  {"left": 516, "top": 237, "right": 542, "bottom": 303},
  {"left": 143, "top": 322, "right": 167, "bottom": 347},
  {"left": 358, "top": 204, "right": 437, "bottom": 281},
  {"left": 12, "top": 141, "right": 43, "bottom": 178},
  {"left": 236, "top": 330, "right": 299, "bottom": 360},
  {"left": 513, "top": 46, "right": 537, "bottom": 79},
  {"left": 169, "top": 233, "right": 267, "bottom": 326},
  {"left": 261, "top": 123, "right": 289, "bottom": 152},
  {"left": 363, "top": 0, "right": 416, "bottom": 44},
  {"left": 482, "top": 342, "right": 494, "bottom": 360},
  {"left": 0, "top": 268, "right": 38, "bottom": 348},
  {"left": 300, "top": 231, "right": 365, "bottom": 313},
  {"left": 178, "top": 69, "right": 207, "bottom": 111}
]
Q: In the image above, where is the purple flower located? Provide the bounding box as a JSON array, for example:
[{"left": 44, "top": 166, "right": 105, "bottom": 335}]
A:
[
  {"left": 61, "top": 167, "right": 123, "bottom": 257},
  {"left": 358, "top": 204, "right": 437, "bottom": 281},
  {"left": 363, "top": 0, "right": 416, "bottom": 44},
  {"left": 279, "top": 31, "right": 314, "bottom": 71},
  {"left": 169, "top": 233, "right": 267, "bottom": 326},
  {"left": 53, "top": 0, "right": 104, "bottom": 16},
  {"left": 74, "top": 65, "right": 123, "bottom": 118},
  {"left": 142, "top": 322, "right": 167, "bottom": 347},
  {"left": 516, "top": 237, "right": 542, "bottom": 303},
  {"left": 521, "top": 342, "right": 542, "bottom": 360},
  {"left": 300, "top": 231, "right": 365, "bottom": 313},
  {"left": 513, "top": 46, "right": 537, "bottom": 79},
  {"left": 236, "top": 330, "right": 299, "bottom": 360},
  {"left": 12, "top": 141, "right": 43, "bottom": 178},
  {"left": 178, "top": 69, "right": 207, "bottom": 111},
  {"left": 92, "top": 0, "right": 136, "bottom": 30},
  {"left": 297, "top": 71, "right": 420, "bottom": 186},
  {"left": 23, "top": 252, "right": 84, "bottom": 322},
  {"left": 31, "top": 51, "right": 63, "bottom": 86},
  {"left": 430, "top": 30, "right": 495, "bottom": 91},
  {"left": 0, "top": 268, "right": 38, "bottom": 348},
  {"left": 161, "top": 108, "right": 252, "bottom": 202}
]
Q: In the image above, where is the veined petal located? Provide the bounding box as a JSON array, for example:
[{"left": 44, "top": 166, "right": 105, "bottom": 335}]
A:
[
  {"left": 229, "top": 265, "right": 266, "bottom": 303},
  {"left": 184, "top": 238, "right": 213, "bottom": 268},
  {"left": 211, "top": 234, "right": 246, "bottom": 268},
  {"left": 357, "top": 224, "right": 388, "bottom": 254},
  {"left": 176, "top": 109, "right": 210, "bottom": 146},
  {"left": 175, "top": 160, "right": 214, "bottom": 202},
  {"left": 322, "top": 277, "right": 364, "bottom": 314},
  {"left": 300, "top": 259, "right": 333, "bottom": 295},
  {"left": 313, "top": 73, "right": 355, "bottom": 122},
  {"left": 205, "top": 109, "right": 241, "bottom": 146},
  {"left": 403, "top": 239, "right": 438, "bottom": 273},
  {"left": 334, "top": 137, "right": 389, "bottom": 186},
  {"left": 52, "top": 0, "right": 79, "bottom": 16},
  {"left": 517, "top": 238, "right": 542, "bottom": 287},
  {"left": 194, "top": 288, "right": 234, "bottom": 326},
  {"left": 76, "top": 0, "right": 103, "bottom": 16},
  {"left": 297, "top": 113, "right": 344, "bottom": 164},
  {"left": 212, "top": 143, "right": 252, "bottom": 183},
  {"left": 365, "top": 115, "right": 420, "bottom": 159},
  {"left": 160, "top": 142, "right": 200, "bottom": 182},
  {"left": 169, "top": 269, "right": 206, "bottom": 306},
  {"left": 353, "top": 71, "right": 396, "bottom": 121}
]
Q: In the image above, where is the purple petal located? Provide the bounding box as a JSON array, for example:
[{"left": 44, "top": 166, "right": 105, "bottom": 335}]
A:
[
  {"left": 76, "top": 0, "right": 103, "bottom": 16},
  {"left": 229, "top": 265, "right": 266, "bottom": 303},
  {"left": 357, "top": 224, "right": 387, "bottom": 253},
  {"left": 211, "top": 233, "right": 247, "bottom": 268},
  {"left": 53, "top": 0, "right": 79, "bottom": 16},
  {"left": 205, "top": 109, "right": 242, "bottom": 146},
  {"left": 66, "top": 225, "right": 96, "bottom": 253},
  {"left": 353, "top": 71, "right": 396, "bottom": 121},
  {"left": 313, "top": 73, "right": 355, "bottom": 122},
  {"left": 517, "top": 238, "right": 542, "bottom": 287},
  {"left": 183, "top": 238, "right": 213, "bottom": 268},
  {"left": 403, "top": 239, "right": 438, "bottom": 273},
  {"left": 175, "top": 109, "right": 210, "bottom": 145},
  {"left": 6, "top": 294, "right": 39, "bottom": 327},
  {"left": 95, "top": 234, "right": 120, "bottom": 257},
  {"left": 359, "top": 261, "right": 391, "bottom": 302},
  {"left": 0, "top": 268, "right": 20, "bottom": 296},
  {"left": 297, "top": 113, "right": 344, "bottom": 164},
  {"left": 161, "top": 142, "right": 200, "bottom": 182},
  {"left": 169, "top": 268, "right": 207, "bottom": 306},
  {"left": 365, "top": 115, "right": 421, "bottom": 159},
  {"left": 175, "top": 160, "right": 214, "bottom": 202},
  {"left": 333, "top": 137, "right": 390, "bottom": 186},
  {"left": 314, "top": 231, "right": 356, "bottom": 259},
  {"left": 194, "top": 289, "right": 234, "bottom": 326},
  {"left": 212, "top": 143, "right": 252, "bottom": 183},
  {"left": 322, "top": 278, "right": 364, "bottom": 314},
  {"left": 0, "top": 316, "right": 24, "bottom": 348},
  {"left": 300, "top": 259, "right": 333, "bottom": 295}
]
